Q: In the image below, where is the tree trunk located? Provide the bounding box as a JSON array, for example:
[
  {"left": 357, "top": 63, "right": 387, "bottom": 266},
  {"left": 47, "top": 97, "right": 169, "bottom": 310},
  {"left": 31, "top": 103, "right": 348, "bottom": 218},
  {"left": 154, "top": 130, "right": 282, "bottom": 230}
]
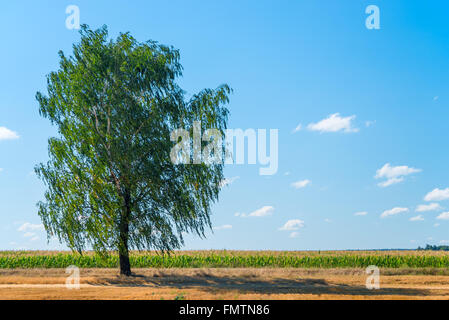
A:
[
  {"left": 119, "top": 194, "right": 132, "bottom": 276},
  {"left": 119, "top": 247, "right": 131, "bottom": 276},
  {"left": 119, "top": 219, "right": 131, "bottom": 276}
]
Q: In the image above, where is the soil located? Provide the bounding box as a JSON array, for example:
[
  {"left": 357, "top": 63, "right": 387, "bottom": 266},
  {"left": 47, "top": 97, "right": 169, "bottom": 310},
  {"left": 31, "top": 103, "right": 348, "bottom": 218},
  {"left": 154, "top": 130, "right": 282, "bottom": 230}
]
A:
[{"left": 1, "top": 268, "right": 449, "bottom": 300}]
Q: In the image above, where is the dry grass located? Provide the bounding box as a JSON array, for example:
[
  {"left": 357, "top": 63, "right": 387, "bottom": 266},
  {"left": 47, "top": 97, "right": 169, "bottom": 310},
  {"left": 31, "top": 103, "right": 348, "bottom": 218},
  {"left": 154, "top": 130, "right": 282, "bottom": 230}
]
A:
[{"left": 1, "top": 268, "right": 449, "bottom": 300}]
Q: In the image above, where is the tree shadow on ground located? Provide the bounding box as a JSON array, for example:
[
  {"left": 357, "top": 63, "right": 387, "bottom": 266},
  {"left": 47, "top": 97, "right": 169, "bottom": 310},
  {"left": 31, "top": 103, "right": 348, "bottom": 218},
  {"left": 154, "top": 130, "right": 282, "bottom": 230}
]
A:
[{"left": 88, "top": 271, "right": 432, "bottom": 297}]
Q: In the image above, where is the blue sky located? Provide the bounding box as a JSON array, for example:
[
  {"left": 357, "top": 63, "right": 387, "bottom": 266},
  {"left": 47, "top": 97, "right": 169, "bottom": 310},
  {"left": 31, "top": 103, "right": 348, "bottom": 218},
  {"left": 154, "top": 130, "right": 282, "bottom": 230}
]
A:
[{"left": 1, "top": 0, "right": 449, "bottom": 250}]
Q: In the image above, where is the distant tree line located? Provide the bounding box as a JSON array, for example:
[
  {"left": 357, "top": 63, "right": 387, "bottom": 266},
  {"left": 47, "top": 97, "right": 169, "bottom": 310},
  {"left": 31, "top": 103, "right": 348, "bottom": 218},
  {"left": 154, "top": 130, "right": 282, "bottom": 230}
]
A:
[{"left": 417, "top": 244, "right": 449, "bottom": 251}]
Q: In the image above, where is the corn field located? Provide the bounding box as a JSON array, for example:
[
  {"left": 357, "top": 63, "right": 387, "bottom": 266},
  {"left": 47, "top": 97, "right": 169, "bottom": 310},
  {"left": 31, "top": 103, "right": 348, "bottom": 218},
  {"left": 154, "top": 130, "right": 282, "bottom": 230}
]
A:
[{"left": 1, "top": 250, "right": 449, "bottom": 269}]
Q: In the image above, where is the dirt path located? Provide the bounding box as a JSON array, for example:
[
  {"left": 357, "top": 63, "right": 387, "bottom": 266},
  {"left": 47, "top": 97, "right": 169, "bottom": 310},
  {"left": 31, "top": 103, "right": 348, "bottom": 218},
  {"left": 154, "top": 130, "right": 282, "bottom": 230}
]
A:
[{"left": 1, "top": 268, "right": 449, "bottom": 300}]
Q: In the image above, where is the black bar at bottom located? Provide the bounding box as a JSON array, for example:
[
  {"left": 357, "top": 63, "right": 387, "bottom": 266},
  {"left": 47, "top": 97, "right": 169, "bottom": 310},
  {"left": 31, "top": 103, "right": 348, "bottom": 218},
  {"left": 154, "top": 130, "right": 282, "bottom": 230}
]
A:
[{"left": 0, "top": 300, "right": 444, "bottom": 319}]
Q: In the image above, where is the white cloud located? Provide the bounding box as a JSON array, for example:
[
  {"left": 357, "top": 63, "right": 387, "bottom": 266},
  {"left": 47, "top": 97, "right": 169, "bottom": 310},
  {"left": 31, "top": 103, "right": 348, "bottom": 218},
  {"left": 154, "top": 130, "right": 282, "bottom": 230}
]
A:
[
  {"left": 440, "top": 240, "right": 449, "bottom": 244},
  {"left": 213, "top": 224, "right": 232, "bottom": 230},
  {"left": 324, "top": 218, "right": 332, "bottom": 223},
  {"left": 279, "top": 219, "right": 305, "bottom": 231},
  {"left": 0, "top": 127, "right": 19, "bottom": 141},
  {"left": 416, "top": 203, "right": 442, "bottom": 212},
  {"left": 434, "top": 223, "right": 440, "bottom": 227},
  {"left": 380, "top": 207, "right": 409, "bottom": 218},
  {"left": 18, "top": 223, "right": 43, "bottom": 243},
  {"left": 307, "top": 113, "right": 359, "bottom": 133},
  {"left": 436, "top": 212, "right": 449, "bottom": 220},
  {"left": 237, "top": 206, "right": 274, "bottom": 218},
  {"left": 289, "top": 232, "right": 300, "bottom": 238},
  {"left": 291, "top": 179, "right": 311, "bottom": 189},
  {"left": 23, "top": 232, "right": 36, "bottom": 238},
  {"left": 375, "top": 163, "right": 421, "bottom": 187},
  {"left": 424, "top": 188, "right": 449, "bottom": 202},
  {"left": 354, "top": 211, "right": 368, "bottom": 216},
  {"left": 292, "top": 123, "right": 302, "bottom": 133},
  {"left": 409, "top": 215, "right": 424, "bottom": 222},
  {"left": 17, "top": 222, "right": 44, "bottom": 232},
  {"left": 365, "top": 120, "right": 376, "bottom": 127},
  {"left": 220, "top": 176, "right": 239, "bottom": 188},
  {"left": 378, "top": 177, "right": 404, "bottom": 187},
  {"left": 375, "top": 163, "right": 421, "bottom": 179},
  {"left": 249, "top": 206, "right": 274, "bottom": 217}
]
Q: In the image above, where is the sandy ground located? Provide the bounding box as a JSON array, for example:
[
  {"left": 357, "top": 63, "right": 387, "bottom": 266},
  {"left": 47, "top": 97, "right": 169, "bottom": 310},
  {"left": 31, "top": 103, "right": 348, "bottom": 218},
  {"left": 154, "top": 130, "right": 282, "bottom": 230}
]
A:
[{"left": 1, "top": 268, "right": 449, "bottom": 300}]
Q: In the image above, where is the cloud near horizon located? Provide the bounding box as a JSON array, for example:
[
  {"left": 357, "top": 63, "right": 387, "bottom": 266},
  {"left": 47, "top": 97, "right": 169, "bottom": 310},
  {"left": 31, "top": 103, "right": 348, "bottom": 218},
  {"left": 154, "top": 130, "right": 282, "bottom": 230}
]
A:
[
  {"left": 289, "top": 232, "right": 300, "bottom": 238},
  {"left": 279, "top": 219, "right": 305, "bottom": 231},
  {"left": 17, "top": 222, "right": 44, "bottom": 232},
  {"left": 17, "top": 222, "right": 43, "bottom": 243}
]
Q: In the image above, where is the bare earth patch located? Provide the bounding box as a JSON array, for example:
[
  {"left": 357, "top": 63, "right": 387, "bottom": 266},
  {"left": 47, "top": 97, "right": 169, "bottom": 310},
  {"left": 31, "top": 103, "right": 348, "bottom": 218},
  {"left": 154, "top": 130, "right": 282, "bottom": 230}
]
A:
[{"left": 1, "top": 268, "right": 449, "bottom": 300}]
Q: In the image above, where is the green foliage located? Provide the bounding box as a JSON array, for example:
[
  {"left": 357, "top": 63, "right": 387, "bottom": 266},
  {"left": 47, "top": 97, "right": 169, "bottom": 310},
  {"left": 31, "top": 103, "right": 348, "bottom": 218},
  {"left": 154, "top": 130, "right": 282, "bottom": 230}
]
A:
[
  {"left": 35, "top": 25, "right": 231, "bottom": 263},
  {"left": 418, "top": 244, "right": 449, "bottom": 251},
  {"left": 2, "top": 252, "right": 449, "bottom": 269}
]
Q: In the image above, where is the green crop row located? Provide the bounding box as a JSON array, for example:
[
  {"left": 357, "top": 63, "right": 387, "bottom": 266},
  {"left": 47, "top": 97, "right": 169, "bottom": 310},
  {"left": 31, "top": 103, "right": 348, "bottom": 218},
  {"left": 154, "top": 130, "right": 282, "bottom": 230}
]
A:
[{"left": 1, "top": 253, "right": 449, "bottom": 269}]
